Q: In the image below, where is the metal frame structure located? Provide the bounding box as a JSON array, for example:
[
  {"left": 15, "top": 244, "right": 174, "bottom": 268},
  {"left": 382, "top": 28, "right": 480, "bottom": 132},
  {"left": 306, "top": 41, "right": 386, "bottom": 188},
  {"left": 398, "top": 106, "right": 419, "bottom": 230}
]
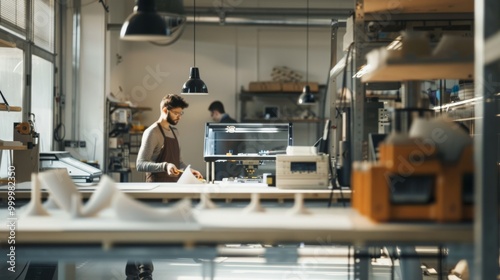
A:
[
  {"left": 474, "top": 0, "right": 500, "bottom": 279},
  {"left": 344, "top": 0, "right": 500, "bottom": 279}
]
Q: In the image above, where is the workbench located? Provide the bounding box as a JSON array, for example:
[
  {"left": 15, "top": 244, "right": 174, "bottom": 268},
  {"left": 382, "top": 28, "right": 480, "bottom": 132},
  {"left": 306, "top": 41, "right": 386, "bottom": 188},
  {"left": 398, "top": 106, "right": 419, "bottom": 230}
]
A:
[
  {"left": 0, "top": 181, "right": 351, "bottom": 203},
  {"left": 0, "top": 206, "right": 472, "bottom": 279}
]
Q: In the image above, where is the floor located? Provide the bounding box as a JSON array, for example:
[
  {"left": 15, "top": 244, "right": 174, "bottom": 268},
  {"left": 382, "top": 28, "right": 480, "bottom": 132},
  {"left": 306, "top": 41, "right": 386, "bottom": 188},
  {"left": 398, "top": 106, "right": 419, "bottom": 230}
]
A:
[
  {"left": 2, "top": 251, "right": 452, "bottom": 280},
  {"left": 1, "top": 200, "right": 454, "bottom": 280}
]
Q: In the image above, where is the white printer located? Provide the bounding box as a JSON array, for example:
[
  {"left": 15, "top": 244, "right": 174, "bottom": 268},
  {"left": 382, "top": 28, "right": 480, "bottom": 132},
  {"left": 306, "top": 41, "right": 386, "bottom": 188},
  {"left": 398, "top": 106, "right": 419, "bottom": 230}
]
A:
[{"left": 275, "top": 146, "right": 329, "bottom": 189}]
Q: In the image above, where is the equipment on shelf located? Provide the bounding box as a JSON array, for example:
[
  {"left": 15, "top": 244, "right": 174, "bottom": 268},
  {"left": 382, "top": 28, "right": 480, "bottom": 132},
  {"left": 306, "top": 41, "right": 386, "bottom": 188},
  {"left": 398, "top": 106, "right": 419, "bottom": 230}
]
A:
[
  {"left": 40, "top": 151, "right": 102, "bottom": 183},
  {"left": 12, "top": 116, "right": 40, "bottom": 183},
  {"left": 276, "top": 153, "right": 329, "bottom": 189},
  {"left": 203, "top": 123, "right": 292, "bottom": 182},
  {"left": 352, "top": 132, "right": 474, "bottom": 223}
]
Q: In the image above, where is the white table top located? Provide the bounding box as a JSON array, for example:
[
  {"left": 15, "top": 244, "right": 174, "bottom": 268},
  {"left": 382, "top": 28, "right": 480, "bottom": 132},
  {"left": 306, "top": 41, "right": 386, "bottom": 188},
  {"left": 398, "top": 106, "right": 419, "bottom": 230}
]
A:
[
  {"left": 1, "top": 181, "right": 350, "bottom": 201},
  {"left": 1, "top": 207, "right": 472, "bottom": 247}
]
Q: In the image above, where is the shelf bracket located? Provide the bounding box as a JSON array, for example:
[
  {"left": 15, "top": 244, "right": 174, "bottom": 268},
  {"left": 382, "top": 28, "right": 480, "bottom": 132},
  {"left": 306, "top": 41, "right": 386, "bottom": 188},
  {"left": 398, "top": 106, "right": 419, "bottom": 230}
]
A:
[{"left": 0, "top": 90, "right": 11, "bottom": 111}]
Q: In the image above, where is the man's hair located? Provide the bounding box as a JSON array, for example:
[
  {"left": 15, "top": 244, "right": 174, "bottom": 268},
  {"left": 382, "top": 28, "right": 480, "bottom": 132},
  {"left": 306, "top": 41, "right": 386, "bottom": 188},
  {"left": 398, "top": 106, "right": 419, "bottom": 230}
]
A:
[
  {"left": 208, "top": 101, "right": 225, "bottom": 114},
  {"left": 161, "top": 94, "right": 189, "bottom": 110}
]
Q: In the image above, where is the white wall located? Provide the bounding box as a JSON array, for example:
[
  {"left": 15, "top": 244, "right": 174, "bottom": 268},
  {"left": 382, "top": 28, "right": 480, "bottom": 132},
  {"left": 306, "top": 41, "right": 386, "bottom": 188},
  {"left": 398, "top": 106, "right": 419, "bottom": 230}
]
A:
[
  {"left": 80, "top": 3, "right": 106, "bottom": 163},
  {"left": 107, "top": 24, "right": 331, "bottom": 179},
  {"left": 62, "top": 2, "right": 106, "bottom": 167},
  {"left": 59, "top": 0, "right": 337, "bottom": 180}
]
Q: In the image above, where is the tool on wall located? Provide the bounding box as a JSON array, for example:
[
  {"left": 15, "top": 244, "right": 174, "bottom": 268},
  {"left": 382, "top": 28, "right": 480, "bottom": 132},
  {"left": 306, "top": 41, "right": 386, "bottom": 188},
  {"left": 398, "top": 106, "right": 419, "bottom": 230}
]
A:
[{"left": 13, "top": 113, "right": 40, "bottom": 183}]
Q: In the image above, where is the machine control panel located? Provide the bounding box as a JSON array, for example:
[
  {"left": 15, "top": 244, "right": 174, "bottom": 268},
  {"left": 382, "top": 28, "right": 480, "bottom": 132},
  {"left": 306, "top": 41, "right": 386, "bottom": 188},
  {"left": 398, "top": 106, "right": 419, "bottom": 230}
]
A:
[{"left": 275, "top": 154, "right": 329, "bottom": 189}]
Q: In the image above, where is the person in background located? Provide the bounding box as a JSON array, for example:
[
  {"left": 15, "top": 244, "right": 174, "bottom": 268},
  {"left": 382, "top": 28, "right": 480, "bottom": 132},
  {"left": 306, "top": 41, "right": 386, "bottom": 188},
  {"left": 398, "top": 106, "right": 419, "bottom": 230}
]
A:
[
  {"left": 208, "top": 100, "right": 242, "bottom": 180},
  {"left": 136, "top": 93, "right": 202, "bottom": 182},
  {"left": 208, "top": 100, "right": 237, "bottom": 123},
  {"left": 128, "top": 94, "right": 203, "bottom": 280}
]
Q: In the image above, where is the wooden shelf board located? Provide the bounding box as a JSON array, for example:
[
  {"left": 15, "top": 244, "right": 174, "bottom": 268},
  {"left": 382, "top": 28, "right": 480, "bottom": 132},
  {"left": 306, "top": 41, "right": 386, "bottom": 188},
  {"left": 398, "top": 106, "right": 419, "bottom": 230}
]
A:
[
  {"left": 0, "top": 145, "right": 27, "bottom": 150},
  {"left": 362, "top": 61, "right": 473, "bottom": 82},
  {"left": 0, "top": 104, "right": 22, "bottom": 111},
  {"left": 0, "top": 39, "right": 16, "bottom": 48},
  {"left": 0, "top": 178, "right": 11, "bottom": 185},
  {"left": 110, "top": 102, "right": 151, "bottom": 111},
  {"left": 364, "top": 0, "right": 473, "bottom": 14},
  {"left": 242, "top": 118, "right": 322, "bottom": 123}
]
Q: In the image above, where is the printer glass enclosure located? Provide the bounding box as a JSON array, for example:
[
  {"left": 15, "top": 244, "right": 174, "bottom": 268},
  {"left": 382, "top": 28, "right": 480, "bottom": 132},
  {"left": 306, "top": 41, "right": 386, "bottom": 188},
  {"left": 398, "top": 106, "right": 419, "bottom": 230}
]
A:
[{"left": 203, "top": 123, "right": 293, "bottom": 181}]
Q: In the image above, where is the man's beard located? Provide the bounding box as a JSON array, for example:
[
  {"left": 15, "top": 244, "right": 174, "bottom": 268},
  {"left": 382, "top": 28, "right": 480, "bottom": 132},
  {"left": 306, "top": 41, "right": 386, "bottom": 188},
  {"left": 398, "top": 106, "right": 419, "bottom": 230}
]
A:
[{"left": 167, "top": 114, "right": 178, "bottom": 125}]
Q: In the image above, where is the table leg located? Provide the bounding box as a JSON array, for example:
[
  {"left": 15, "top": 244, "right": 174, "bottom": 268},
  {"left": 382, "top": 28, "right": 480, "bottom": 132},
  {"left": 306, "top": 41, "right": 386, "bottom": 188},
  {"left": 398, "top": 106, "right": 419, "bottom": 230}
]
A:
[{"left": 58, "top": 261, "right": 76, "bottom": 280}]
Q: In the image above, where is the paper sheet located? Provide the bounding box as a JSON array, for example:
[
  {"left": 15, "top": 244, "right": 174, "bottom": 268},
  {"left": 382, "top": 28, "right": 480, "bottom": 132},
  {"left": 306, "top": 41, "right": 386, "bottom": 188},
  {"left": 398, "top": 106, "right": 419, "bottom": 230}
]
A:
[{"left": 177, "top": 165, "right": 204, "bottom": 184}]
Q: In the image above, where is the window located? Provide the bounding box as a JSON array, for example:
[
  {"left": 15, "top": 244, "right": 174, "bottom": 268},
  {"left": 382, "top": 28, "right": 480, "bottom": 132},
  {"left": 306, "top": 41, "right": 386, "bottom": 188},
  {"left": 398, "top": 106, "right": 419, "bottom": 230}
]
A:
[
  {"left": 31, "top": 55, "right": 53, "bottom": 152},
  {"left": 0, "top": 48, "right": 23, "bottom": 178},
  {"left": 0, "top": 0, "right": 56, "bottom": 179},
  {"left": 33, "top": 0, "right": 55, "bottom": 52},
  {"left": 0, "top": 0, "right": 26, "bottom": 35}
]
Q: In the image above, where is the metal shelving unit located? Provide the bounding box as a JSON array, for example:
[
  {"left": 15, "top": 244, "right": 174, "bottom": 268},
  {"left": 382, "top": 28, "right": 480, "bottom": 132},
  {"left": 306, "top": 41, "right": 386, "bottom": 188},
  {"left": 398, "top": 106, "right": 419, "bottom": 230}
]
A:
[
  {"left": 239, "top": 85, "right": 327, "bottom": 140},
  {"left": 104, "top": 101, "right": 151, "bottom": 182},
  {"left": 474, "top": 0, "right": 500, "bottom": 279},
  {"left": 339, "top": 0, "right": 499, "bottom": 279}
]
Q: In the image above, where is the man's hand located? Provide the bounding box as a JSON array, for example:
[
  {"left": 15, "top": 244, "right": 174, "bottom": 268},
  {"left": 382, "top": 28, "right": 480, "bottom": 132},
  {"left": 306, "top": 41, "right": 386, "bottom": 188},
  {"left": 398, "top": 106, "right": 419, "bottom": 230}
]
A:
[
  {"left": 166, "top": 163, "right": 180, "bottom": 176},
  {"left": 191, "top": 169, "right": 203, "bottom": 179}
]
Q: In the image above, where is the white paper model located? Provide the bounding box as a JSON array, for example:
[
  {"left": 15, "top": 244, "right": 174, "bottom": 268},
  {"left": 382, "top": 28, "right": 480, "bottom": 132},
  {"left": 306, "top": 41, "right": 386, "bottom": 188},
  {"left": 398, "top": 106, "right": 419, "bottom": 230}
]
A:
[
  {"left": 409, "top": 117, "right": 472, "bottom": 163},
  {"left": 195, "top": 192, "right": 217, "bottom": 210},
  {"left": 38, "top": 169, "right": 81, "bottom": 212},
  {"left": 81, "top": 175, "right": 118, "bottom": 217},
  {"left": 21, "top": 173, "right": 50, "bottom": 217},
  {"left": 112, "top": 192, "right": 196, "bottom": 222},
  {"left": 242, "top": 193, "right": 265, "bottom": 213},
  {"left": 38, "top": 169, "right": 119, "bottom": 218},
  {"left": 286, "top": 193, "right": 311, "bottom": 215}
]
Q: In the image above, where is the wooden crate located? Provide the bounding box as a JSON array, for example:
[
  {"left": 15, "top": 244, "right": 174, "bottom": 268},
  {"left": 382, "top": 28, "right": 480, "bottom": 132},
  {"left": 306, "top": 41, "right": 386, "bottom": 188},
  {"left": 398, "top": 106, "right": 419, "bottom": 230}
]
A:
[
  {"left": 248, "top": 81, "right": 282, "bottom": 92},
  {"left": 282, "top": 82, "right": 319, "bottom": 92}
]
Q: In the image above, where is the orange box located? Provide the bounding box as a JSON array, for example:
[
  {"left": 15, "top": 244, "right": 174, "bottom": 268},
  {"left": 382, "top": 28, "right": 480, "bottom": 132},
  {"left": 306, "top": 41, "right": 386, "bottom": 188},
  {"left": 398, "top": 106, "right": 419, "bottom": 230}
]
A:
[{"left": 352, "top": 144, "right": 474, "bottom": 223}]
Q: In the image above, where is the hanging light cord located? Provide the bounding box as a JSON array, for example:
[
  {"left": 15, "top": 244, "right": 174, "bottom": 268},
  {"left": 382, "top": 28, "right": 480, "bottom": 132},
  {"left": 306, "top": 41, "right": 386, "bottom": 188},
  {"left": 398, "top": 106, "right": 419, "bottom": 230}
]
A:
[
  {"left": 193, "top": 0, "right": 197, "bottom": 67},
  {"left": 306, "top": 0, "right": 309, "bottom": 84}
]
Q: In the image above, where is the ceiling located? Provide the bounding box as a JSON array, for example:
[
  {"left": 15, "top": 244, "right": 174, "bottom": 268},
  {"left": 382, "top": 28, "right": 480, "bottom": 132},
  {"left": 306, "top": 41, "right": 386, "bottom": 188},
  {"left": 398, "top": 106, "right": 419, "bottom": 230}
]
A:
[{"left": 174, "top": 0, "right": 354, "bottom": 26}]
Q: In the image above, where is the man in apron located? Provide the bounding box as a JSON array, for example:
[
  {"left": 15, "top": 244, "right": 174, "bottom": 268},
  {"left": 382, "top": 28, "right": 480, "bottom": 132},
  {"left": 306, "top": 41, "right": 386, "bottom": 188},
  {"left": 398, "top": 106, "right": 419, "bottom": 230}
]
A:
[{"left": 126, "top": 94, "right": 203, "bottom": 280}]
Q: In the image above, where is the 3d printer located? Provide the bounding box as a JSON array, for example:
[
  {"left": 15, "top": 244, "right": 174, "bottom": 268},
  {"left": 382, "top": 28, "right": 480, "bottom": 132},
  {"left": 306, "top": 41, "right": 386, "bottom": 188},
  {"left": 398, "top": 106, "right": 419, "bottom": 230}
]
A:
[{"left": 203, "top": 123, "right": 293, "bottom": 182}]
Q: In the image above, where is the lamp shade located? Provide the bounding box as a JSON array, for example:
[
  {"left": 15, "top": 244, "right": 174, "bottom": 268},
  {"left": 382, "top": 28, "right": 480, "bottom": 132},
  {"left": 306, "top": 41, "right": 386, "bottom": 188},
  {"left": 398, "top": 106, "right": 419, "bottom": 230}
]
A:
[
  {"left": 120, "top": 0, "right": 171, "bottom": 41},
  {"left": 297, "top": 85, "right": 316, "bottom": 105},
  {"left": 150, "top": 0, "right": 187, "bottom": 45},
  {"left": 148, "top": 13, "right": 186, "bottom": 45},
  {"left": 181, "top": 67, "right": 208, "bottom": 95}
]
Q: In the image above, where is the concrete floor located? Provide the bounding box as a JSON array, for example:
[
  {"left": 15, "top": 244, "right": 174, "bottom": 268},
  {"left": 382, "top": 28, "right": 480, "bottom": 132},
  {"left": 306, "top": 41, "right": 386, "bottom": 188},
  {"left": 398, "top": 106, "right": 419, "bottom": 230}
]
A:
[
  {"left": 2, "top": 254, "right": 451, "bottom": 280},
  {"left": 0, "top": 200, "right": 452, "bottom": 280}
]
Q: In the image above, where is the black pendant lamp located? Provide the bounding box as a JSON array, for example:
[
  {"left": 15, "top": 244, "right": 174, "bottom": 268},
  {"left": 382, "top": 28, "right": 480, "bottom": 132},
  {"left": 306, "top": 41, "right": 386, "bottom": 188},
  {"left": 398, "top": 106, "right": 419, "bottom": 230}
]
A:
[
  {"left": 297, "top": 0, "right": 316, "bottom": 105},
  {"left": 121, "top": 0, "right": 170, "bottom": 41},
  {"left": 298, "top": 85, "right": 316, "bottom": 105},
  {"left": 181, "top": 0, "right": 208, "bottom": 95},
  {"left": 150, "top": 0, "right": 187, "bottom": 46}
]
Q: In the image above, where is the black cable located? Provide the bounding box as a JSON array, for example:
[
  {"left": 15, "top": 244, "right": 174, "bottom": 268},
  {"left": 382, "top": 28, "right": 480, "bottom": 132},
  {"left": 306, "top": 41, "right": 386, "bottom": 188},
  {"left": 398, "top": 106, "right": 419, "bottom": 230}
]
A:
[
  {"left": 347, "top": 245, "right": 351, "bottom": 280},
  {"left": 98, "top": 0, "right": 109, "bottom": 12},
  {"left": 340, "top": 42, "right": 355, "bottom": 113},
  {"left": 438, "top": 245, "right": 444, "bottom": 280},
  {"left": 329, "top": 42, "right": 354, "bottom": 208},
  {"left": 193, "top": 0, "right": 197, "bottom": 67},
  {"left": 328, "top": 150, "right": 345, "bottom": 207},
  {"left": 53, "top": 122, "right": 66, "bottom": 142},
  {"left": 0, "top": 89, "right": 10, "bottom": 106}
]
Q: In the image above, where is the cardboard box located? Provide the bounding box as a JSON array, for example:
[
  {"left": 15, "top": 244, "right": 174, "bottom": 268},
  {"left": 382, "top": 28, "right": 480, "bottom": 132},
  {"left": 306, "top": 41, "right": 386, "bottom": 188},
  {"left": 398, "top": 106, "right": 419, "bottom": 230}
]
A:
[
  {"left": 248, "top": 81, "right": 282, "bottom": 92},
  {"left": 282, "top": 82, "right": 319, "bottom": 92}
]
